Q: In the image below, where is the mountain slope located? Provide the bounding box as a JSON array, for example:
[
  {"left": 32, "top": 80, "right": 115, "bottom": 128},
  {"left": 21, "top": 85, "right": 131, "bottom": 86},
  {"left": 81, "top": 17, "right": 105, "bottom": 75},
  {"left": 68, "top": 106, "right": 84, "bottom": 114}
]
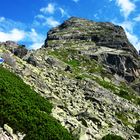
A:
[
  {"left": 0, "top": 66, "right": 75, "bottom": 140},
  {"left": 0, "top": 17, "right": 140, "bottom": 140}
]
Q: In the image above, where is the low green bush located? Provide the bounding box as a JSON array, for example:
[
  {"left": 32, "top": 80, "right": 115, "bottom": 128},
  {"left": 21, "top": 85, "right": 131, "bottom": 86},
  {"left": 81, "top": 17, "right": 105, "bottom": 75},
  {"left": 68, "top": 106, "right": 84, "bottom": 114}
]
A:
[
  {"left": 0, "top": 66, "right": 75, "bottom": 140},
  {"left": 102, "top": 134, "right": 124, "bottom": 140},
  {"left": 118, "top": 89, "right": 131, "bottom": 100},
  {"left": 135, "top": 121, "right": 140, "bottom": 133},
  {"left": 95, "top": 78, "right": 116, "bottom": 92}
]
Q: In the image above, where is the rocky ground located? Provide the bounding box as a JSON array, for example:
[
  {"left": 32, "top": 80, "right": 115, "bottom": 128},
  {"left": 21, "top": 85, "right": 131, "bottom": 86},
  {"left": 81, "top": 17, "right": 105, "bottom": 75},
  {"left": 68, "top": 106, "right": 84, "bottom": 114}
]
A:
[
  {"left": 0, "top": 17, "right": 140, "bottom": 140},
  {"left": 0, "top": 124, "right": 25, "bottom": 140}
]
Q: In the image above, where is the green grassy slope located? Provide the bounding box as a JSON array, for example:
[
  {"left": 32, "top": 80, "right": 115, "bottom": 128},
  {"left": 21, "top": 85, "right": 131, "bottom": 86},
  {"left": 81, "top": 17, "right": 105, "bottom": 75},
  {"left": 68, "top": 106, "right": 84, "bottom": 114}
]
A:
[{"left": 0, "top": 66, "right": 75, "bottom": 140}]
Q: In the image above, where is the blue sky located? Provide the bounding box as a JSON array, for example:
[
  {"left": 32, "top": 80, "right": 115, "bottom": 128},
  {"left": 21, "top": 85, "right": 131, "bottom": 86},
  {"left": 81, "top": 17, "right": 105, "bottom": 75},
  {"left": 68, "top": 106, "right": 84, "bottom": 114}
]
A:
[{"left": 0, "top": 0, "right": 140, "bottom": 51}]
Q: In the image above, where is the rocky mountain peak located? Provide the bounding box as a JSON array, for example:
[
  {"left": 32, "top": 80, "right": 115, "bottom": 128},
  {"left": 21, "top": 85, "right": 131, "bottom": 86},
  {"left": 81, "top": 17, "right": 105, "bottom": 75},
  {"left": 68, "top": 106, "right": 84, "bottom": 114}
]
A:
[
  {"left": 44, "top": 17, "right": 140, "bottom": 84},
  {"left": 45, "top": 17, "right": 138, "bottom": 56}
]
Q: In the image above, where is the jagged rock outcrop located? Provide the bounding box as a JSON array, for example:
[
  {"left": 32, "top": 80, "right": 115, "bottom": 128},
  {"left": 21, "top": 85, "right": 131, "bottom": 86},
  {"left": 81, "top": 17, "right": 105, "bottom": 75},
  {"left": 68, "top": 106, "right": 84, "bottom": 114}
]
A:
[
  {"left": 0, "top": 41, "right": 28, "bottom": 58},
  {"left": 45, "top": 17, "right": 140, "bottom": 83},
  {"left": 0, "top": 17, "right": 140, "bottom": 140}
]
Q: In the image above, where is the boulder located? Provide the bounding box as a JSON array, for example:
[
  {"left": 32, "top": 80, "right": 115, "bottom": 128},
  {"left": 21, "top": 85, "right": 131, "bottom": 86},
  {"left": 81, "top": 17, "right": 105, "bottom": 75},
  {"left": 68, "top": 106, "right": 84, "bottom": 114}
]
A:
[{"left": 13, "top": 45, "right": 28, "bottom": 58}]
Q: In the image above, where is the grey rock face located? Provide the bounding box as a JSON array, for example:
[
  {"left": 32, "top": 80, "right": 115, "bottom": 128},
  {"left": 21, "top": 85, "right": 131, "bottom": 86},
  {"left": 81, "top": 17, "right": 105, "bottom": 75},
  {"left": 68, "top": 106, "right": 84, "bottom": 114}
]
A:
[
  {"left": 46, "top": 17, "right": 137, "bottom": 52},
  {"left": 45, "top": 17, "right": 140, "bottom": 83}
]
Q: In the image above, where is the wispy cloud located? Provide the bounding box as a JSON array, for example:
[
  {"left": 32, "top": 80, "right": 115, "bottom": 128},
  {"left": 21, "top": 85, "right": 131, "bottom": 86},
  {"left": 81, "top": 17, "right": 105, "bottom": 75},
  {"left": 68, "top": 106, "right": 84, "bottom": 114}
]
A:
[
  {"left": 0, "top": 16, "right": 45, "bottom": 50},
  {"left": 59, "top": 8, "right": 70, "bottom": 18},
  {"left": 113, "top": 0, "right": 140, "bottom": 50},
  {"left": 29, "top": 42, "right": 44, "bottom": 50},
  {"left": 116, "top": 0, "right": 136, "bottom": 19},
  {"left": 24, "top": 28, "right": 45, "bottom": 50},
  {"left": 0, "top": 28, "right": 25, "bottom": 42},
  {"left": 27, "top": 29, "right": 44, "bottom": 43},
  {"left": 36, "top": 15, "right": 60, "bottom": 27},
  {"left": 119, "top": 21, "right": 134, "bottom": 32},
  {"left": 36, "top": 3, "right": 70, "bottom": 28},
  {"left": 133, "top": 14, "right": 140, "bottom": 21},
  {"left": 40, "top": 3, "right": 55, "bottom": 14},
  {"left": 0, "top": 17, "right": 5, "bottom": 22},
  {"left": 0, "top": 16, "right": 26, "bottom": 32},
  {"left": 44, "top": 17, "right": 60, "bottom": 27},
  {"left": 39, "top": 3, "right": 69, "bottom": 18},
  {"left": 125, "top": 31, "right": 140, "bottom": 51}
]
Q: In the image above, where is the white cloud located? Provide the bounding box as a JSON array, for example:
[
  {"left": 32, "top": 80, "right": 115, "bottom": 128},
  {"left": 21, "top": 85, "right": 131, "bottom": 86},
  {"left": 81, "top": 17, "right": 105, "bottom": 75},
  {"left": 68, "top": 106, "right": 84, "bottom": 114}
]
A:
[
  {"left": 73, "top": 0, "right": 79, "bottom": 2},
  {"left": 0, "top": 16, "right": 26, "bottom": 33},
  {"left": 36, "top": 15, "right": 60, "bottom": 27},
  {"left": 0, "top": 17, "right": 5, "bottom": 22},
  {"left": 0, "top": 16, "right": 45, "bottom": 50},
  {"left": 119, "top": 21, "right": 134, "bottom": 32},
  {"left": 133, "top": 14, "right": 140, "bottom": 21},
  {"left": 59, "top": 8, "right": 65, "bottom": 17},
  {"left": 29, "top": 29, "right": 38, "bottom": 42},
  {"left": 125, "top": 31, "right": 140, "bottom": 51},
  {"left": 28, "top": 28, "right": 45, "bottom": 43},
  {"left": 0, "top": 28, "right": 25, "bottom": 42},
  {"left": 40, "top": 3, "right": 55, "bottom": 14},
  {"left": 35, "top": 14, "right": 45, "bottom": 20},
  {"left": 39, "top": 4, "right": 69, "bottom": 18},
  {"left": 59, "top": 8, "right": 69, "bottom": 17},
  {"left": 116, "top": 0, "right": 136, "bottom": 18},
  {"left": 44, "top": 17, "right": 60, "bottom": 27},
  {"left": 29, "top": 42, "right": 44, "bottom": 50},
  {"left": 0, "top": 26, "right": 45, "bottom": 50},
  {"left": 25, "top": 28, "right": 45, "bottom": 50}
]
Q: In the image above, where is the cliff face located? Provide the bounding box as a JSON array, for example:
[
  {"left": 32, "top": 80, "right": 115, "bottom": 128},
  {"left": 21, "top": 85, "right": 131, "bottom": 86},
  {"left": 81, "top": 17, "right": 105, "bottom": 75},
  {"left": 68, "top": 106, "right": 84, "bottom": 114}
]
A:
[
  {"left": 0, "top": 17, "right": 140, "bottom": 140},
  {"left": 46, "top": 17, "right": 140, "bottom": 83},
  {"left": 46, "top": 17, "right": 132, "bottom": 50}
]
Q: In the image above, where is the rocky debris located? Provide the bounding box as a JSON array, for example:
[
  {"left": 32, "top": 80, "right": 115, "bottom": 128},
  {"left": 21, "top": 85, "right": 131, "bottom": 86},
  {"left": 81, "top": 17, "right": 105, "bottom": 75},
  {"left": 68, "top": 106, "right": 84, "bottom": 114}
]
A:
[
  {"left": 45, "top": 56, "right": 56, "bottom": 66},
  {"left": 0, "top": 124, "right": 25, "bottom": 140},
  {"left": 65, "top": 65, "right": 72, "bottom": 72},
  {"left": 26, "top": 54, "right": 37, "bottom": 67}
]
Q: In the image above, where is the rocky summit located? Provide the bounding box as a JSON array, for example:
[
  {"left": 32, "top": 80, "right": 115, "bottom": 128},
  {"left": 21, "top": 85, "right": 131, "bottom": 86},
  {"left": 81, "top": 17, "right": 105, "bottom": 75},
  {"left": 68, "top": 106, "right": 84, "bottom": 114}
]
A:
[
  {"left": 0, "top": 17, "right": 140, "bottom": 140},
  {"left": 46, "top": 17, "right": 140, "bottom": 83}
]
